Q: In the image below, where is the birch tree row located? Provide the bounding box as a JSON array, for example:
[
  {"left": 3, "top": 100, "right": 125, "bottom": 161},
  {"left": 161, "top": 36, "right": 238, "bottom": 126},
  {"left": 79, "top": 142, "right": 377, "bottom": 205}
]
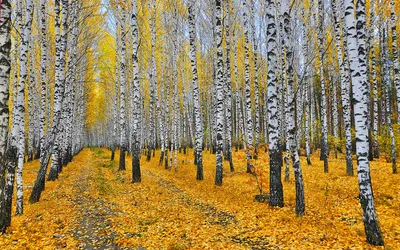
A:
[
  {"left": 0, "top": 0, "right": 104, "bottom": 233},
  {"left": 0, "top": 0, "right": 397, "bottom": 246},
  {"left": 96, "top": 0, "right": 398, "bottom": 246}
]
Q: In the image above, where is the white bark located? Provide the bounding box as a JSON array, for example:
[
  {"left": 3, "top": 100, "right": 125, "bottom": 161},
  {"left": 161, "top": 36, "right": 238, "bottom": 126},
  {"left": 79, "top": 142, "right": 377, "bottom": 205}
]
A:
[
  {"left": 266, "top": 0, "right": 283, "bottom": 207},
  {"left": 215, "top": 0, "right": 224, "bottom": 186},
  {"left": 332, "top": 0, "right": 353, "bottom": 175},
  {"left": 0, "top": 0, "right": 12, "bottom": 233},
  {"left": 242, "top": 0, "right": 253, "bottom": 172},
  {"left": 188, "top": 0, "right": 204, "bottom": 180},
  {"left": 345, "top": 0, "right": 384, "bottom": 245},
  {"left": 14, "top": 0, "right": 34, "bottom": 215}
]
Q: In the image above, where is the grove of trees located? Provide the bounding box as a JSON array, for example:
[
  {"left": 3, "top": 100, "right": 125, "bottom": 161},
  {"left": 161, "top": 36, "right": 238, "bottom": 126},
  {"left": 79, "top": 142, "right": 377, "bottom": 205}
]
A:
[{"left": 1, "top": 0, "right": 399, "bottom": 247}]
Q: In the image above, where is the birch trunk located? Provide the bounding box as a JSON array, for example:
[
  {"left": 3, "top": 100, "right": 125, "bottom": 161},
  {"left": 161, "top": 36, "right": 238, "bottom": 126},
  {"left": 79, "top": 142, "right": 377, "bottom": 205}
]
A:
[
  {"left": 224, "top": 0, "right": 233, "bottom": 171},
  {"left": 215, "top": 0, "right": 224, "bottom": 186},
  {"left": 48, "top": 0, "right": 69, "bottom": 181},
  {"left": 332, "top": 0, "right": 353, "bottom": 175},
  {"left": 267, "top": 0, "right": 283, "bottom": 207},
  {"left": 14, "top": 0, "right": 34, "bottom": 215},
  {"left": 242, "top": 0, "right": 253, "bottom": 173},
  {"left": 119, "top": 5, "right": 127, "bottom": 171},
  {"left": 188, "top": 0, "right": 204, "bottom": 180},
  {"left": 345, "top": 0, "right": 384, "bottom": 245},
  {"left": 0, "top": 0, "right": 13, "bottom": 233},
  {"left": 131, "top": 0, "right": 141, "bottom": 183},
  {"left": 283, "top": 0, "right": 305, "bottom": 215},
  {"left": 391, "top": 0, "right": 400, "bottom": 124},
  {"left": 318, "top": 0, "right": 329, "bottom": 173}
]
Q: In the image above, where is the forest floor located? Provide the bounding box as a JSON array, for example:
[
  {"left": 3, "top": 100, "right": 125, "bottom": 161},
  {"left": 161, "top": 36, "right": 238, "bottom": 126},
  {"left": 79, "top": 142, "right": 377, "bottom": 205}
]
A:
[{"left": 0, "top": 147, "right": 399, "bottom": 249}]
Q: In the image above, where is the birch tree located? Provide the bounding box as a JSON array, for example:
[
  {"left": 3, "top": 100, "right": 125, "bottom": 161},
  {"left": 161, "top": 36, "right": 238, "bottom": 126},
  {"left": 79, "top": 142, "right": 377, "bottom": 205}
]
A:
[
  {"left": 224, "top": 0, "right": 234, "bottom": 172},
  {"left": 131, "top": 0, "right": 141, "bottom": 183},
  {"left": 318, "top": 0, "right": 329, "bottom": 173},
  {"left": 266, "top": 0, "right": 283, "bottom": 208},
  {"left": 391, "top": 0, "right": 400, "bottom": 124},
  {"left": 282, "top": 0, "right": 305, "bottom": 216},
  {"left": 242, "top": 0, "right": 253, "bottom": 173},
  {"left": 215, "top": 0, "right": 224, "bottom": 186},
  {"left": 344, "top": 0, "right": 384, "bottom": 245},
  {"left": 119, "top": 4, "right": 127, "bottom": 171},
  {"left": 188, "top": 0, "right": 204, "bottom": 180},
  {"left": 0, "top": 0, "right": 14, "bottom": 233},
  {"left": 332, "top": 0, "right": 353, "bottom": 175},
  {"left": 13, "top": 0, "right": 34, "bottom": 215},
  {"left": 383, "top": 27, "right": 397, "bottom": 174},
  {"left": 48, "top": 0, "right": 69, "bottom": 181}
]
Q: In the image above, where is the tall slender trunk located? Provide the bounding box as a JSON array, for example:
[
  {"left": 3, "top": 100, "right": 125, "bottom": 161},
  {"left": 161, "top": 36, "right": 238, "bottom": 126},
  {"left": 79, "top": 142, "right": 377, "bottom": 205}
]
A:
[
  {"left": 318, "top": 0, "right": 329, "bottom": 173},
  {"left": 188, "top": 0, "right": 204, "bottom": 180},
  {"left": 224, "top": 0, "right": 233, "bottom": 172},
  {"left": 242, "top": 0, "right": 253, "bottom": 173},
  {"left": 147, "top": 0, "right": 157, "bottom": 162},
  {"left": 332, "top": 0, "right": 353, "bottom": 175},
  {"left": 131, "top": 0, "right": 141, "bottom": 183},
  {"left": 119, "top": 5, "right": 127, "bottom": 171},
  {"left": 48, "top": 0, "right": 69, "bottom": 181},
  {"left": 215, "top": 0, "right": 224, "bottom": 186},
  {"left": 345, "top": 0, "right": 384, "bottom": 245},
  {"left": 391, "top": 0, "right": 400, "bottom": 124},
  {"left": 282, "top": 0, "right": 305, "bottom": 216},
  {"left": 0, "top": 0, "right": 13, "bottom": 233},
  {"left": 251, "top": 0, "right": 260, "bottom": 152},
  {"left": 383, "top": 28, "right": 397, "bottom": 174},
  {"left": 14, "top": 0, "right": 34, "bottom": 215},
  {"left": 267, "top": 0, "right": 283, "bottom": 207},
  {"left": 372, "top": 32, "right": 379, "bottom": 158}
]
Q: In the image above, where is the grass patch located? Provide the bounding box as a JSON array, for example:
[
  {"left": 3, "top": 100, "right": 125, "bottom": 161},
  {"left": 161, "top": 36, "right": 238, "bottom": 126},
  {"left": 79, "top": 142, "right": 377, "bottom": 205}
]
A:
[{"left": 94, "top": 168, "right": 114, "bottom": 196}]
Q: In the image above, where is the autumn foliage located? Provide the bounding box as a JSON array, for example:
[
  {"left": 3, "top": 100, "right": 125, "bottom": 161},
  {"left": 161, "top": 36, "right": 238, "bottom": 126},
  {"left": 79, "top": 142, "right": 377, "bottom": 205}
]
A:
[{"left": 0, "top": 148, "right": 398, "bottom": 249}]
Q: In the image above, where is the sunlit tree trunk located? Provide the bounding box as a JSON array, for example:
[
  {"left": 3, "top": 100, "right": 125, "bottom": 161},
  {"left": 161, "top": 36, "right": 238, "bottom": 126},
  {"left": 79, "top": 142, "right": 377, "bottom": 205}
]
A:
[
  {"left": 251, "top": 0, "right": 260, "bottom": 152},
  {"left": 266, "top": 0, "right": 283, "bottom": 207},
  {"left": 119, "top": 5, "right": 127, "bottom": 171},
  {"left": 131, "top": 0, "right": 141, "bottom": 183},
  {"left": 345, "top": 0, "right": 384, "bottom": 245},
  {"left": 48, "top": 0, "right": 69, "bottom": 181},
  {"left": 0, "top": 0, "right": 13, "bottom": 233},
  {"left": 382, "top": 28, "right": 397, "bottom": 174},
  {"left": 224, "top": 0, "right": 233, "bottom": 171},
  {"left": 147, "top": 0, "right": 157, "bottom": 162},
  {"left": 282, "top": 0, "right": 305, "bottom": 215},
  {"left": 305, "top": 79, "right": 311, "bottom": 165},
  {"left": 372, "top": 32, "right": 379, "bottom": 158},
  {"left": 215, "top": 0, "right": 224, "bottom": 186},
  {"left": 242, "top": 0, "right": 253, "bottom": 173},
  {"left": 234, "top": 44, "right": 243, "bottom": 151},
  {"left": 318, "top": 0, "right": 329, "bottom": 173},
  {"left": 391, "top": 0, "right": 400, "bottom": 124},
  {"left": 111, "top": 8, "right": 120, "bottom": 161},
  {"left": 30, "top": 0, "right": 52, "bottom": 203},
  {"left": 188, "top": 0, "right": 204, "bottom": 180},
  {"left": 13, "top": 0, "right": 33, "bottom": 215},
  {"left": 332, "top": 0, "right": 353, "bottom": 175}
]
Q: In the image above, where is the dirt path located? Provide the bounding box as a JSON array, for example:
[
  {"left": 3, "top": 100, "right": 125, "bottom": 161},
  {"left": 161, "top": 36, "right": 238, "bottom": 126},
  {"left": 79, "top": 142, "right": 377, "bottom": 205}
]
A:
[
  {"left": 72, "top": 157, "right": 121, "bottom": 249},
  {"left": 69, "top": 148, "right": 274, "bottom": 249}
]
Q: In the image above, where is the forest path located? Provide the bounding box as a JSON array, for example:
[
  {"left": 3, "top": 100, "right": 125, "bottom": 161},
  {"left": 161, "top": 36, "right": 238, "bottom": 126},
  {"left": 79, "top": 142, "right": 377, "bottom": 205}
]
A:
[
  {"left": 3, "top": 148, "right": 398, "bottom": 249},
  {"left": 69, "top": 148, "right": 253, "bottom": 249},
  {"left": 97, "top": 148, "right": 277, "bottom": 249},
  {"left": 71, "top": 150, "right": 122, "bottom": 249}
]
